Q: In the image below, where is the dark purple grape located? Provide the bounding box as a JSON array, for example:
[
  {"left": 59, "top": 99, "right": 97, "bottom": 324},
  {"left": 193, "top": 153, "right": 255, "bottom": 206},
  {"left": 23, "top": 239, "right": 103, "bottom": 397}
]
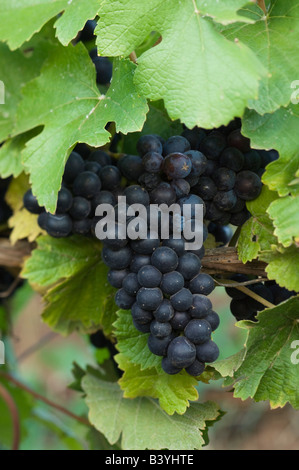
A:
[
  {"left": 131, "top": 302, "right": 153, "bottom": 324},
  {"left": 115, "top": 288, "right": 135, "bottom": 310},
  {"left": 136, "top": 287, "right": 163, "bottom": 311},
  {"left": 161, "top": 357, "right": 182, "bottom": 375},
  {"left": 234, "top": 170, "right": 262, "bottom": 200},
  {"left": 213, "top": 168, "right": 236, "bottom": 191},
  {"left": 170, "top": 288, "right": 193, "bottom": 311},
  {"left": 137, "top": 135, "right": 163, "bottom": 156},
  {"left": 69, "top": 196, "right": 91, "bottom": 220},
  {"left": 200, "top": 131, "right": 226, "bottom": 159},
  {"left": 142, "top": 152, "right": 164, "bottom": 173},
  {"left": 219, "top": 147, "right": 244, "bottom": 172},
  {"left": 150, "top": 182, "right": 176, "bottom": 206},
  {"left": 227, "top": 129, "right": 251, "bottom": 153},
  {"left": 213, "top": 190, "right": 237, "bottom": 211},
  {"left": 196, "top": 340, "right": 219, "bottom": 363},
  {"left": 167, "top": 336, "right": 196, "bottom": 369},
  {"left": 188, "top": 294, "right": 212, "bottom": 318},
  {"left": 154, "top": 300, "right": 174, "bottom": 323},
  {"left": 185, "top": 359, "right": 205, "bottom": 377},
  {"left": 137, "top": 265, "right": 162, "bottom": 288},
  {"left": 160, "top": 271, "right": 185, "bottom": 295},
  {"left": 193, "top": 177, "right": 217, "bottom": 200},
  {"left": 184, "top": 150, "right": 207, "bottom": 177},
  {"left": 150, "top": 320, "right": 172, "bottom": 338},
  {"left": 23, "top": 189, "right": 44, "bottom": 214},
  {"left": 118, "top": 154, "right": 144, "bottom": 182},
  {"left": 184, "top": 319, "right": 212, "bottom": 344},
  {"left": 163, "top": 153, "right": 192, "bottom": 180},
  {"left": 107, "top": 269, "right": 129, "bottom": 288},
  {"left": 170, "top": 311, "right": 190, "bottom": 331},
  {"left": 45, "top": 213, "right": 73, "bottom": 238},
  {"left": 163, "top": 135, "right": 191, "bottom": 156},
  {"left": 189, "top": 274, "right": 215, "bottom": 295}
]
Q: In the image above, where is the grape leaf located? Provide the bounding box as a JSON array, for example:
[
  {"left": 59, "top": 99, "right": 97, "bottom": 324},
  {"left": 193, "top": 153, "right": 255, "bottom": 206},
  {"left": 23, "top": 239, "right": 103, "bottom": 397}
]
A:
[
  {"left": 267, "top": 196, "right": 299, "bottom": 247},
  {"left": 116, "top": 354, "right": 199, "bottom": 416},
  {"left": 113, "top": 309, "right": 161, "bottom": 370},
  {"left": 0, "top": 131, "right": 40, "bottom": 179},
  {"left": 55, "top": 0, "right": 100, "bottom": 46},
  {"left": 0, "top": 0, "right": 68, "bottom": 50},
  {"left": 0, "top": 42, "right": 50, "bottom": 142},
  {"left": 259, "top": 246, "right": 299, "bottom": 292},
  {"left": 82, "top": 374, "right": 221, "bottom": 450},
  {"left": 262, "top": 154, "right": 299, "bottom": 197},
  {"left": 242, "top": 104, "right": 299, "bottom": 158},
  {"left": 229, "top": 297, "right": 299, "bottom": 409},
  {"left": 22, "top": 235, "right": 103, "bottom": 287},
  {"left": 222, "top": 1, "right": 299, "bottom": 114},
  {"left": 197, "top": 0, "right": 257, "bottom": 24},
  {"left": 13, "top": 43, "right": 148, "bottom": 213},
  {"left": 238, "top": 186, "right": 278, "bottom": 263},
  {"left": 96, "top": 0, "right": 264, "bottom": 128},
  {"left": 8, "top": 209, "right": 44, "bottom": 245}
]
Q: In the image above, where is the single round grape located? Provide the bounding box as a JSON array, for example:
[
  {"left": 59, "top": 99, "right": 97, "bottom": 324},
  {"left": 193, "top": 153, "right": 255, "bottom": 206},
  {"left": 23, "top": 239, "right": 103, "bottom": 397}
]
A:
[
  {"left": 69, "top": 196, "right": 91, "bottom": 220},
  {"left": 147, "top": 333, "right": 174, "bottom": 356},
  {"left": 200, "top": 131, "right": 226, "bottom": 159},
  {"left": 162, "top": 237, "right": 185, "bottom": 257},
  {"left": 137, "top": 265, "right": 162, "bottom": 288},
  {"left": 184, "top": 150, "right": 207, "bottom": 177},
  {"left": 177, "top": 253, "right": 201, "bottom": 281},
  {"left": 170, "top": 179, "right": 190, "bottom": 198},
  {"left": 219, "top": 147, "right": 244, "bottom": 172},
  {"left": 163, "top": 153, "right": 192, "bottom": 180},
  {"left": 115, "top": 288, "right": 136, "bottom": 310},
  {"left": 204, "top": 160, "right": 219, "bottom": 177},
  {"left": 101, "top": 245, "right": 132, "bottom": 270},
  {"left": 193, "top": 177, "right": 217, "bottom": 200},
  {"left": 167, "top": 336, "right": 196, "bottom": 369},
  {"left": 185, "top": 359, "right": 205, "bottom": 377},
  {"left": 213, "top": 190, "right": 237, "bottom": 212},
  {"left": 130, "top": 233, "right": 160, "bottom": 255},
  {"left": 133, "top": 318, "right": 151, "bottom": 333},
  {"left": 73, "top": 171, "right": 101, "bottom": 198},
  {"left": 205, "top": 311, "right": 220, "bottom": 331},
  {"left": 56, "top": 187, "right": 73, "bottom": 214},
  {"left": 150, "top": 320, "right": 172, "bottom": 338},
  {"left": 92, "top": 55, "right": 113, "bottom": 85},
  {"left": 170, "top": 288, "right": 193, "bottom": 312},
  {"left": 138, "top": 172, "right": 162, "bottom": 191},
  {"left": 235, "top": 170, "right": 262, "bottom": 201},
  {"left": 160, "top": 271, "right": 185, "bottom": 295},
  {"left": 131, "top": 302, "right": 153, "bottom": 325},
  {"left": 45, "top": 213, "right": 73, "bottom": 238},
  {"left": 91, "top": 190, "right": 116, "bottom": 211},
  {"left": 227, "top": 129, "right": 251, "bottom": 153},
  {"left": 163, "top": 135, "right": 191, "bottom": 156},
  {"left": 181, "top": 127, "right": 206, "bottom": 150},
  {"left": 107, "top": 269, "right": 129, "bottom": 288},
  {"left": 136, "top": 287, "right": 163, "bottom": 311},
  {"left": 154, "top": 300, "right": 174, "bottom": 323},
  {"left": 150, "top": 182, "right": 176, "bottom": 206},
  {"left": 213, "top": 167, "right": 236, "bottom": 191},
  {"left": 99, "top": 165, "right": 122, "bottom": 190},
  {"left": 23, "top": 189, "right": 44, "bottom": 214},
  {"left": 151, "top": 246, "right": 179, "bottom": 274},
  {"left": 84, "top": 161, "right": 102, "bottom": 174},
  {"left": 128, "top": 252, "right": 151, "bottom": 272},
  {"left": 122, "top": 272, "right": 140, "bottom": 296},
  {"left": 137, "top": 135, "right": 163, "bottom": 156},
  {"left": 196, "top": 340, "right": 219, "bottom": 363},
  {"left": 118, "top": 154, "right": 144, "bottom": 182},
  {"left": 142, "top": 152, "right": 164, "bottom": 173},
  {"left": 189, "top": 274, "right": 215, "bottom": 295},
  {"left": 63, "top": 151, "right": 85, "bottom": 184},
  {"left": 123, "top": 185, "right": 150, "bottom": 206},
  {"left": 230, "top": 209, "right": 250, "bottom": 226},
  {"left": 88, "top": 150, "right": 112, "bottom": 167},
  {"left": 170, "top": 311, "right": 190, "bottom": 331},
  {"left": 242, "top": 150, "right": 261, "bottom": 171},
  {"left": 161, "top": 357, "right": 182, "bottom": 375},
  {"left": 72, "top": 218, "right": 92, "bottom": 235},
  {"left": 208, "top": 223, "right": 233, "bottom": 246},
  {"left": 188, "top": 294, "right": 212, "bottom": 318},
  {"left": 184, "top": 319, "right": 212, "bottom": 344},
  {"left": 37, "top": 211, "right": 48, "bottom": 230}
]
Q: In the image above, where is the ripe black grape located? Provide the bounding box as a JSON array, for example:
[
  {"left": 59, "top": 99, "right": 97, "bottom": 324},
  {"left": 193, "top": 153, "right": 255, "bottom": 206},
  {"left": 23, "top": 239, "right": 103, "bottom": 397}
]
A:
[{"left": 167, "top": 336, "right": 196, "bottom": 369}]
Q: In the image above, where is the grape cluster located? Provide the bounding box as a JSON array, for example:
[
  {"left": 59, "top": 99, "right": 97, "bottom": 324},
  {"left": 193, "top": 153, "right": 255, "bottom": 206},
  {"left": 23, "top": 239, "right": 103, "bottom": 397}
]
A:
[{"left": 226, "top": 275, "right": 297, "bottom": 321}]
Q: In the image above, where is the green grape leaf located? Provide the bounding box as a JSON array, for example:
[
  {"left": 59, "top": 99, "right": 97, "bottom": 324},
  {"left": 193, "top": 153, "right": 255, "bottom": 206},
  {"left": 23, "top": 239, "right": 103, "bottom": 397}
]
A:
[
  {"left": 116, "top": 354, "right": 199, "bottom": 416},
  {"left": 259, "top": 246, "right": 299, "bottom": 292},
  {"left": 222, "top": 1, "right": 299, "bottom": 114},
  {"left": 267, "top": 196, "right": 299, "bottom": 247},
  {"left": 238, "top": 186, "right": 278, "bottom": 263},
  {"left": 242, "top": 104, "right": 299, "bottom": 158},
  {"left": 22, "top": 235, "right": 117, "bottom": 336},
  {"left": 55, "top": 0, "right": 100, "bottom": 45},
  {"left": 262, "top": 154, "right": 299, "bottom": 197},
  {"left": 0, "top": 0, "right": 68, "bottom": 50},
  {"left": 82, "top": 374, "right": 221, "bottom": 450},
  {"left": 197, "top": 0, "right": 257, "bottom": 24},
  {"left": 0, "top": 41, "right": 51, "bottom": 142},
  {"left": 14, "top": 43, "right": 148, "bottom": 213},
  {"left": 96, "top": 0, "right": 264, "bottom": 128},
  {"left": 0, "top": 131, "right": 40, "bottom": 178},
  {"left": 113, "top": 309, "right": 160, "bottom": 370},
  {"left": 229, "top": 297, "right": 299, "bottom": 409}
]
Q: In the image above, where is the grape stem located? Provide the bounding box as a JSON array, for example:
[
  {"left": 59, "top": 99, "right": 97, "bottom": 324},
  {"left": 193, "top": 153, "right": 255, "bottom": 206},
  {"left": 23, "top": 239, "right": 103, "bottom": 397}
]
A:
[
  {"left": 129, "top": 51, "right": 137, "bottom": 63},
  {"left": 257, "top": 0, "right": 267, "bottom": 14},
  {"left": 215, "top": 278, "right": 276, "bottom": 309},
  {"left": 0, "top": 382, "right": 20, "bottom": 450},
  {"left": 0, "top": 371, "right": 90, "bottom": 427}
]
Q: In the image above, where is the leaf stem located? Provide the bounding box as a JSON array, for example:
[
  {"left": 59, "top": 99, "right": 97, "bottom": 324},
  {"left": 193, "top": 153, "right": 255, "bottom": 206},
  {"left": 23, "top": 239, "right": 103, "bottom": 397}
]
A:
[
  {"left": 215, "top": 278, "right": 275, "bottom": 309},
  {"left": 257, "top": 0, "right": 267, "bottom": 14},
  {"left": 0, "top": 382, "right": 20, "bottom": 450},
  {"left": 129, "top": 51, "right": 137, "bottom": 64},
  {"left": 0, "top": 372, "right": 90, "bottom": 427}
]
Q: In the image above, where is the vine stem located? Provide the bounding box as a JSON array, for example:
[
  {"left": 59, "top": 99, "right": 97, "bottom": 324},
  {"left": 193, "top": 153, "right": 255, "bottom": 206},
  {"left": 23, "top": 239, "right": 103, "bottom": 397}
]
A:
[
  {"left": 257, "top": 0, "right": 267, "bottom": 14},
  {"left": 0, "top": 372, "right": 90, "bottom": 427},
  {"left": 0, "top": 382, "right": 21, "bottom": 450},
  {"left": 215, "top": 278, "right": 276, "bottom": 309},
  {"left": 129, "top": 51, "right": 137, "bottom": 63}
]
